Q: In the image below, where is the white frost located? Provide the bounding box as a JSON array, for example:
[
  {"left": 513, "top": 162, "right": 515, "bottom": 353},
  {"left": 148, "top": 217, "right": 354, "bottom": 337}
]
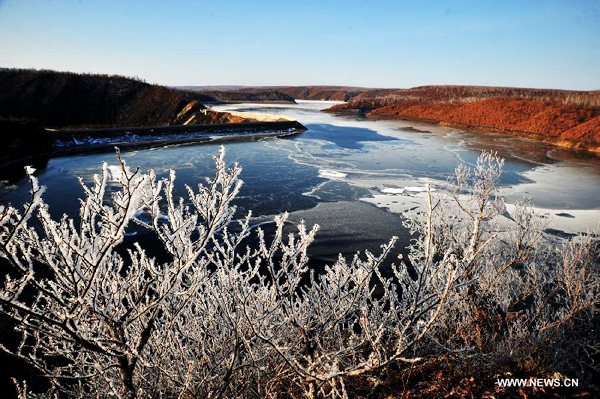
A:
[{"left": 107, "top": 164, "right": 132, "bottom": 182}]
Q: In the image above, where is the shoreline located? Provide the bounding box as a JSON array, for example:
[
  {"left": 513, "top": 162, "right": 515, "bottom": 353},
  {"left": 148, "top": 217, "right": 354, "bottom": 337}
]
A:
[
  {"left": 203, "top": 100, "right": 297, "bottom": 105},
  {"left": 0, "top": 120, "right": 307, "bottom": 169},
  {"left": 324, "top": 109, "right": 600, "bottom": 155},
  {"left": 50, "top": 120, "right": 305, "bottom": 140}
]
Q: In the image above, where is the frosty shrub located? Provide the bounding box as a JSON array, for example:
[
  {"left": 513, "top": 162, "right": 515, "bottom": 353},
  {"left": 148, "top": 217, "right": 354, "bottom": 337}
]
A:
[{"left": 0, "top": 147, "right": 598, "bottom": 398}]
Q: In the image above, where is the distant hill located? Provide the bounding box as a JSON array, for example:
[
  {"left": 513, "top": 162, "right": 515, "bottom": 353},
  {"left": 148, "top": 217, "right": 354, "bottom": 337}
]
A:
[
  {"left": 178, "top": 85, "right": 250, "bottom": 91},
  {"left": 229, "top": 84, "right": 600, "bottom": 106},
  {"left": 324, "top": 85, "right": 600, "bottom": 108},
  {"left": 182, "top": 85, "right": 387, "bottom": 102},
  {"left": 180, "top": 86, "right": 296, "bottom": 103},
  {"left": 237, "top": 86, "right": 378, "bottom": 101},
  {"left": 0, "top": 68, "right": 248, "bottom": 128}
]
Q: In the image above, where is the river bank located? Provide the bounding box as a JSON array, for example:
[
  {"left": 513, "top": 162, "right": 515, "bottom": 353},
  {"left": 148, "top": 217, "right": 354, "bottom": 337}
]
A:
[
  {"left": 324, "top": 94, "right": 600, "bottom": 154},
  {"left": 0, "top": 119, "right": 306, "bottom": 168},
  {"left": 361, "top": 111, "right": 600, "bottom": 154}
]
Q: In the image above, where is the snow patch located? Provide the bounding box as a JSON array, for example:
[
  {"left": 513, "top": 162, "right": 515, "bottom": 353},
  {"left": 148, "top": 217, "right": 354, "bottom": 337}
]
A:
[
  {"left": 505, "top": 204, "right": 600, "bottom": 235},
  {"left": 404, "top": 186, "right": 436, "bottom": 192},
  {"left": 319, "top": 170, "right": 347, "bottom": 179}
]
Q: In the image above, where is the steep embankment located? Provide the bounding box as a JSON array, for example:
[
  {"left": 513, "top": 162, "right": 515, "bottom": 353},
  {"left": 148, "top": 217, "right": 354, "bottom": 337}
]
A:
[
  {"left": 0, "top": 68, "right": 246, "bottom": 128},
  {"left": 325, "top": 86, "right": 600, "bottom": 153}
]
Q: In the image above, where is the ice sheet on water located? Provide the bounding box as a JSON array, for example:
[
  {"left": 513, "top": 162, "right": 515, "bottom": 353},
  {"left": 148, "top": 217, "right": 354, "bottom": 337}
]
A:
[
  {"left": 404, "top": 186, "right": 436, "bottom": 192},
  {"left": 318, "top": 170, "right": 347, "bottom": 179},
  {"left": 107, "top": 164, "right": 132, "bottom": 182},
  {"left": 381, "top": 187, "right": 405, "bottom": 194}
]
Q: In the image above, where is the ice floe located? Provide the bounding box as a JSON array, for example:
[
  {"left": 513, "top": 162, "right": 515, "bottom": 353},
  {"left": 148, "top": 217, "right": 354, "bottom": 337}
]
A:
[
  {"left": 404, "top": 186, "right": 436, "bottom": 192},
  {"left": 319, "top": 170, "right": 347, "bottom": 179}
]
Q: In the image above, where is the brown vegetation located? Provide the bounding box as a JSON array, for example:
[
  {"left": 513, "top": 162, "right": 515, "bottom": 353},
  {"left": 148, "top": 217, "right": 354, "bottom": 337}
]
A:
[
  {"left": 224, "top": 84, "right": 600, "bottom": 108},
  {"left": 233, "top": 86, "right": 384, "bottom": 101},
  {"left": 327, "top": 85, "right": 600, "bottom": 109},
  {"left": 260, "top": 86, "right": 371, "bottom": 101},
  {"left": 181, "top": 87, "right": 297, "bottom": 103},
  {"left": 0, "top": 68, "right": 250, "bottom": 129},
  {"left": 562, "top": 116, "right": 600, "bottom": 145},
  {"left": 324, "top": 85, "right": 600, "bottom": 152},
  {"left": 0, "top": 69, "right": 261, "bottom": 165}
]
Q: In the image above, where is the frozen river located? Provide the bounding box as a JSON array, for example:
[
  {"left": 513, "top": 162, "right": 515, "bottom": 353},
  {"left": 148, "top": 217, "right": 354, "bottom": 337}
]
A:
[{"left": 1, "top": 100, "right": 599, "bottom": 264}]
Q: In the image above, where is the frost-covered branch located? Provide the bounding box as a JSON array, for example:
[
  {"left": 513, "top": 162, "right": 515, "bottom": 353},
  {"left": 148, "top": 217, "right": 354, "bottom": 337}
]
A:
[{"left": 0, "top": 149, "right": 598, "bottom": 398}]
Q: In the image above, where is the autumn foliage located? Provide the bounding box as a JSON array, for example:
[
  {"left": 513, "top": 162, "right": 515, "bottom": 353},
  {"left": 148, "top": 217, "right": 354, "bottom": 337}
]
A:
[{"left": 324, "top": 86, "right": 600, "bottom": 152}]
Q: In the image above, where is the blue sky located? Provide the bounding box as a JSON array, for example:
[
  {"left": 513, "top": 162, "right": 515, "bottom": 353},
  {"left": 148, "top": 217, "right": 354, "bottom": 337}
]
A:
[{"left": 0, "top": 0, "right": 599, "bottom": 89}]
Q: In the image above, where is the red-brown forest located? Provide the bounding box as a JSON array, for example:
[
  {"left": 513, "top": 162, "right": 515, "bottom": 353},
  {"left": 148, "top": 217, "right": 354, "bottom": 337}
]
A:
[{"left": 323, "top": 86, "right": 600, "bottom": 152}]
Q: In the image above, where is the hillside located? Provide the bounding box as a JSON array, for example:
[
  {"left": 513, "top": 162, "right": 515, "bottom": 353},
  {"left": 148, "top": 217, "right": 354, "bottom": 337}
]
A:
[
  {"left": 182, "top": 86, "right": 372, "bottom": 102},
  {"left": 236, "top": 86, "right": 383, "bottom": 101},
  {"left": 3, "top": 71, "right": 598, "bottom": 152},
  {"left": 0, "top": 68, "right": 246, "bottom": 128},
  {"left": 180, "top": 87, "right": 296, "bottom": 103},
  {"left": 324, "top": 85, "right": 600, "bottom": 153},
  {"left": 327, "top": 85, "right": 600, "bottom": 109}
]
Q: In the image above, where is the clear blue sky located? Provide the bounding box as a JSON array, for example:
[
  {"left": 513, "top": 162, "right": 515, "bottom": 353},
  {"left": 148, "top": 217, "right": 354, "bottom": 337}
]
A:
[{"left": 1, "top": 0, "right": 599, "bottom": 90}]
